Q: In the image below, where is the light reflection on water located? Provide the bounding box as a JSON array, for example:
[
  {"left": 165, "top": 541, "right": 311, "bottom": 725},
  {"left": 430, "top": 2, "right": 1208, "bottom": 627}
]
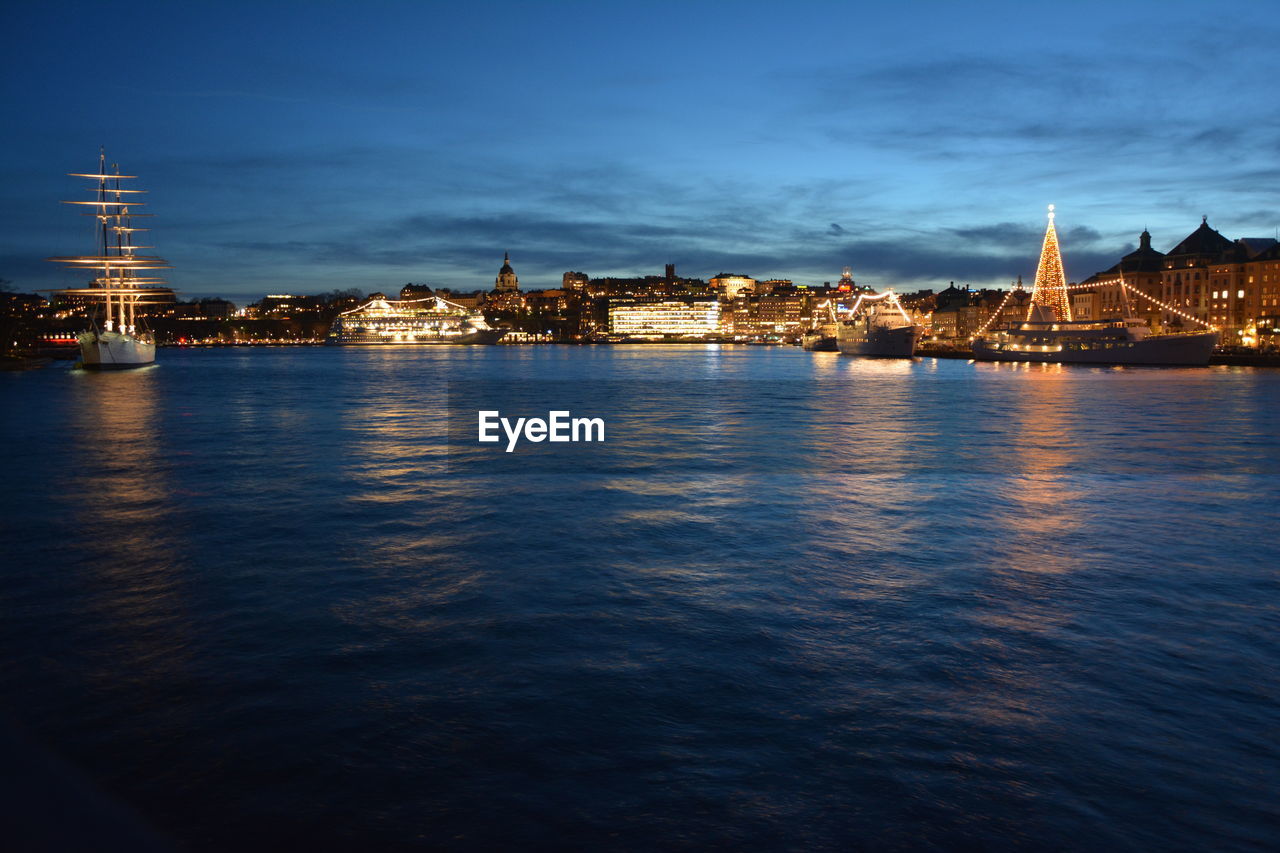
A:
[{"left": 1, "top": 347, "right": 1278, "bottom": 851}]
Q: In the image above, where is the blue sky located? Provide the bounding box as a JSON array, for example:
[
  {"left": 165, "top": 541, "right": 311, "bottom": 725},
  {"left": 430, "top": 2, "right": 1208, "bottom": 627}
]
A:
[{"left": 2, "top": 0, "right": 1277, "bottom": 299}]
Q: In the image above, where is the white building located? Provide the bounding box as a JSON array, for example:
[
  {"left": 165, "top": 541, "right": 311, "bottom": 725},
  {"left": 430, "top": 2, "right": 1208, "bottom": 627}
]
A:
[{"left": 608, "top": 298, "right": 722, "bottom": 338}]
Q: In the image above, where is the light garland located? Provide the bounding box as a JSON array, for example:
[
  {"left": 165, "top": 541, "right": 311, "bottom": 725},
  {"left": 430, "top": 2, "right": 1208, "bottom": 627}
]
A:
[
  {"left": 1028, "top": 205, "right": 1072, "bottom": 322},
  {"left": 842, "top": 289, "right": 913, "bottom": 326},
  {"left": 972, "top": 285, "right": 1023, "bottom": 339}
]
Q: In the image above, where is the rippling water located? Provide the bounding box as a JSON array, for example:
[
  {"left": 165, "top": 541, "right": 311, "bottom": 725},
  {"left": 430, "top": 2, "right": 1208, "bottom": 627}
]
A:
[{"left": 2, "top": 346, "right": 1277, "bottom": 850}]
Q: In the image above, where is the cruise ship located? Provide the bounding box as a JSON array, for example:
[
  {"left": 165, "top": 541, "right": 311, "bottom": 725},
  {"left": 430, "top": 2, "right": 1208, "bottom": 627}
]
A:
[
  {"left": 327, "top": 294, "right": 504, "bottom": 345},
  {"left": 835, "top": 290, "right": 925, "bottom": 357},
  {"left": 971, "top": 206, "right": 1218, "bottom": 366}
]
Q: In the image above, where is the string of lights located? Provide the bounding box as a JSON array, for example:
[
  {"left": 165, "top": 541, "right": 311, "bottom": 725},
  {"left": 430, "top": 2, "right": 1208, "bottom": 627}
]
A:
[
  {"left": 845, "top": 290, "right": 914, "bottom": 326},
  {"left": 971, "top": 286, "right": 1022, "bottom": 339},
  {"left": 1028, "top": 205, "right": 1072, "bottom": 322}
]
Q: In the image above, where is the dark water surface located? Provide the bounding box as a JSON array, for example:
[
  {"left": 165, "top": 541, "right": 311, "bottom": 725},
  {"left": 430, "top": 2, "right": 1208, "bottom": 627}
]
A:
[{"left": 2, "top": 346, "right": 1277, "bottom": 850}]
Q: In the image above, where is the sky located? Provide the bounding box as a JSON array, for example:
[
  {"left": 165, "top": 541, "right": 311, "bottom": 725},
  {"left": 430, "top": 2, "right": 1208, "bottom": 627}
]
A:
[{"left": 2, "top": 0, "right": 1277, "bottom": 300}]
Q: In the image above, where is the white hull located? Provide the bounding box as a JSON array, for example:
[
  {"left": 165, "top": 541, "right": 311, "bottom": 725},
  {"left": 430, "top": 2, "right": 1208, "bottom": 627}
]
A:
[
  {"left": 972, "top": 330, "right": 1217, "bottom": 366},
  {"left": 836, "top": 323, "right": 923, "bottom": 357},
  {"left": 79, "top": 330, "right": 156, "bottom": 368}
]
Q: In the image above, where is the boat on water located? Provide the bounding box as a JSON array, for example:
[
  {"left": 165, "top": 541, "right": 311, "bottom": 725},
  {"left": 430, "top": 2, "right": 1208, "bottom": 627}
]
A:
[
  {"left": 971, "top": 205, "right": 1219, "bottom": 366},
  {"left": 800, "top": 299, "right": 838, "bottom": 350},
  {"left": 48, "top": 150, "right": 170, "bottom": 368},
  {"left": 327, "top": 294, "right": 505, "bottom": 345},
  {"left": 801, "top": 328, "right": 838, "bottom": 351},
  {"left": 971, "top": 305, "right": 1217, "bottom": 365},
  {"left": 835, "top": 290, "right": 924, "bottom": 357}
]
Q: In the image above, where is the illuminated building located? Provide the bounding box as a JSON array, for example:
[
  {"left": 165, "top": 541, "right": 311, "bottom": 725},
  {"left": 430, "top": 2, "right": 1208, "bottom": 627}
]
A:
[
  {"left": 562, "top": 271, "right": 589, "bottom": 292},
  {"left": 1080, "top": 220, "right": 1279, "bottom": 343},
  {"left": 930, "top": 284, "right": 1029, "bottom": 341},
  {"left": 709, "top": 273, "right": 755, "bottom": 299},
  {"left": 495, "top": 252, "right": 520, "bottom": 292},
  {"left": 526, "top": 289, "right": 571, "bottom": 312},
  {"left": 608, "top": 297, "right": 722, "bottom": 339},
  {"left": 729, "top": 292, "right": 808, "bottom": 337},
  {"left": 1078, "top": 230, "right": 1165, "bottom": 329}
]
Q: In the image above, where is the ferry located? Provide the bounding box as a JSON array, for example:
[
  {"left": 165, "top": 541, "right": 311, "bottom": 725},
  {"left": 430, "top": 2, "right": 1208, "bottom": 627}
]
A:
[{"left": 327, "top": 294, "right": 504, "bottom": 345}]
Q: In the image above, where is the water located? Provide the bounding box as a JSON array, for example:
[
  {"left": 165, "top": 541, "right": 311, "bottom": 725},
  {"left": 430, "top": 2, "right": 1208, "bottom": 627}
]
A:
[{"left": 1, "top": 346, "right": 1277, "bottom": 850}]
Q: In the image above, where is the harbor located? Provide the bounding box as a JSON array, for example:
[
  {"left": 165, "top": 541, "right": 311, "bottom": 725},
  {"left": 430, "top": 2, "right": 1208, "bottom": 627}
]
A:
[{"left": 4, "top": 1, "right": 1278, "bottom": 850}]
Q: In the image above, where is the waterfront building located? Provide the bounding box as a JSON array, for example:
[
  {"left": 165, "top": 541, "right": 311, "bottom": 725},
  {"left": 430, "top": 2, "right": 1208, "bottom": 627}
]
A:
[
  {"left": 608, "top": 297, "right": 722, "bottom": 339},
  {"left": 526, "top": 289, "right": 572, "bottom": 312},
  {"left": 928, "top": 284, "right": 1029, "bottom": 341},
  {"left": 1159, "top": 219, "right": 1225, "bottom": 329},
  {"left": 729, "top": 291, "right": 808, "bottom": 337},
  {"left": 1246, "top": 243, "right": 1280, "bottom": 346},
  {"left": 248, "top": 293, "right": 328, "bottom": 319},
  {"left": 1206, "top": 238, "right": 1279, "bottom": 344},
  {"left": 710, "top": 273, "right": 756, "bottom": 299},
  {"left": 1079, "top": 220, "right": 1278, "bottom": 344},
  {"left": 1078, "top": 230, "right": 1165, "bottom": 329}
]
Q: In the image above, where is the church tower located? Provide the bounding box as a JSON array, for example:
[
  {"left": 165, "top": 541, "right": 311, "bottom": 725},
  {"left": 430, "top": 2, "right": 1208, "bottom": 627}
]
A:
[{"left": 495, "top": 251, "right": 519, "bottom": 292}]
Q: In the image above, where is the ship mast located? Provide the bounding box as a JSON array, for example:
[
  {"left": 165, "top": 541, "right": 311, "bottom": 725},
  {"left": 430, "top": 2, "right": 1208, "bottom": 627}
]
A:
[
  {"left": 97, "top": 148, "right": 115, "bottom": 331},
  {"left": 48, "top": 149, "right": 171, "bottom": 334}
]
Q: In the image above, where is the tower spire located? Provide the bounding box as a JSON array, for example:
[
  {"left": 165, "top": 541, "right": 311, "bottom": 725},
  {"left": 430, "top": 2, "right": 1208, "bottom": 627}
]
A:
[{"left": 1027, "top": 204, "right": 1071, "bottom": 322}]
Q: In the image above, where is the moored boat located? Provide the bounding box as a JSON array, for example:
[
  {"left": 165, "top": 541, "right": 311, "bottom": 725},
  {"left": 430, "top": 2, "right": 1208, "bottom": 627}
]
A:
[
  {"left": 835, "top": 290, "right": 924, "bottom": 357},
  {"left": 801, "top": 328, "right": 838, "bottom": 351},
  {"left": 48, "top": 150, "right": 170, "bottom": 368},
  {"left": 971, "top": 308, "right": 1217, "bottom": 365},
  {"left": 801, "top": 299, "right": 838, "bottom": 350}
]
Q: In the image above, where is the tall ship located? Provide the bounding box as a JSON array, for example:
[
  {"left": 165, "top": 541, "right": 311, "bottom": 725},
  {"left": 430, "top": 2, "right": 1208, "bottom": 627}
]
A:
[
  {"left": 48, "top": 150, "right": 170, "bottom": 368},
  {"left": 836, "top": 289, "right": 925, "bottom": 357},
  {"left": 971, "top": 206, "right": 1218, "bottom": 366},
  {"left": 327, "top": 294, "right": 505, "bottom": 345}
]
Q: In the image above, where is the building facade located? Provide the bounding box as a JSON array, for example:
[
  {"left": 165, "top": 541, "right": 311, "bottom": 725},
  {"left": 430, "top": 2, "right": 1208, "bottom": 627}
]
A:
[{"left": 608, "top": 297, "right": 722, "bottom": 339}]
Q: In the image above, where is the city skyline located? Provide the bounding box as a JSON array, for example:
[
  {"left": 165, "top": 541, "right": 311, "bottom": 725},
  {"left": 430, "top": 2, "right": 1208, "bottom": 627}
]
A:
[{"left": 2, "top": 0, "right": 1277, "bottom": 298}]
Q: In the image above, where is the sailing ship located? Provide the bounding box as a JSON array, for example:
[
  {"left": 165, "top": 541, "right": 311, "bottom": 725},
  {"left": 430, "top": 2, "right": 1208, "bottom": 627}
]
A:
[
  {"left": 327, "top": 294, "right": 505, "bottom": 344},
  {"left": 835, "top": 290, "right": 925, "bottom": 357},
  {"left": 48, "top": 151, "right": 170, "bottom": 368},
  {"left": 971, "top": 206, "right": 1218, "bottom": 366}
]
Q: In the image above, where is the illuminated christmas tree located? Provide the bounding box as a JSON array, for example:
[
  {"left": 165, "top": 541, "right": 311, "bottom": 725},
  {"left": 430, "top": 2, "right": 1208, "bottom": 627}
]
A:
[{"left": 1027, "top": 204, "right": 1072, "bottom": 321}]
